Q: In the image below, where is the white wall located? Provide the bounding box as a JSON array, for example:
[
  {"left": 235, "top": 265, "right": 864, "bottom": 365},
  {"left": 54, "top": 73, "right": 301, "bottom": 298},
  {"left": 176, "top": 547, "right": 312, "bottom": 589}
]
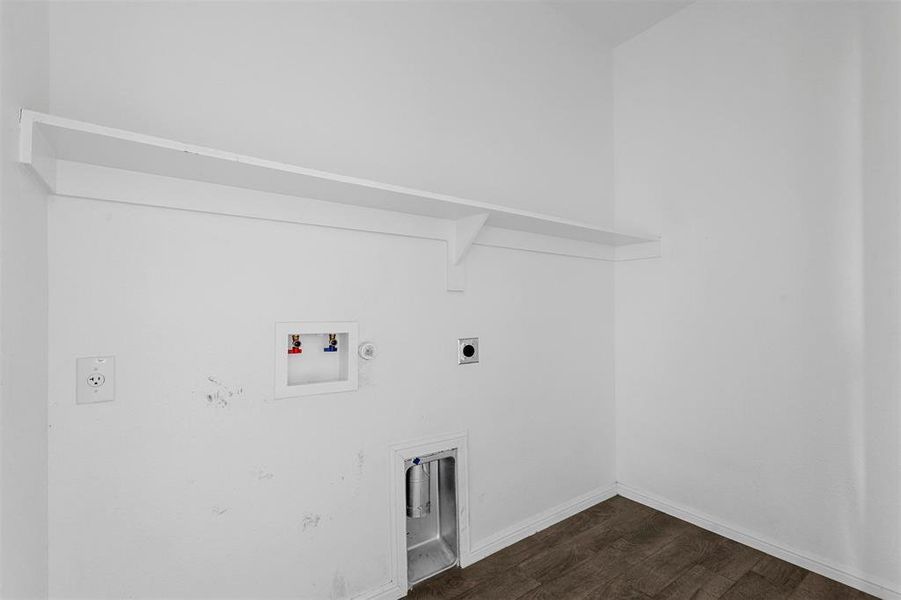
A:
[
  {"left": 0, "top": 0, "right": 49, "bottom": 597},
  {"left": 614, "top": 1, "right": 900, "bottom": 595},
  {"left": 44, "top": 3, "right": 618, "bottom": 598},
  {"left": 47, "top": 182, "right": 615, "bottom": 599},
  {"left": 44, "top": 2, "right": 901, "bottom": 598},
  {"left": 48, "top": 1, "right": 616, "bottom": 226}
]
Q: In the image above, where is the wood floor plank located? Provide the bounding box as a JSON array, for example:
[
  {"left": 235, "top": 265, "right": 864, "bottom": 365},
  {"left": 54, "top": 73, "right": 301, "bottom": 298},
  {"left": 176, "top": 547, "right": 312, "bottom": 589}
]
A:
[
  {"left": 570, "top": 501, "right": 658, "bottom": 553},
  {"left": 586, "top": 573, "right": 655, "bottom": 600},
  {"left": 518, "top": 497, "right": 656, "bottom": 583},
  {"left": 451, "top": 566, "right": 539, "bottom": 600},
  {"left": 654, "top": 564, "right": 734, "bottom": 600},
  {"left": 788, "top": 572, "right": 878, "bottom": 600},
  {"left": 515, "top": 538, "right": 647, "bottom": 600},
  {"left": 517, "top": 537, "right": 596, "bottom": 583},
  {"left": 719, "top": 571, "right": 790, "bottom": 600},
  {"left": 620, "top": 511, "right": 697, "bottom": 560},
  {"left": 751, "top": 555, "right": 808, "bottom": 594},
  {"left": 626, "top": 527, "right": 723, "bottom": 596},
  {"left": 534, "top": 507, "right": 604, "bottom": 546},
  {"left": 698, "top": 538, "right": 766, "bottom": 582},
  {"left": 484, "top": 531, "right": 561, "bottom": 570}
]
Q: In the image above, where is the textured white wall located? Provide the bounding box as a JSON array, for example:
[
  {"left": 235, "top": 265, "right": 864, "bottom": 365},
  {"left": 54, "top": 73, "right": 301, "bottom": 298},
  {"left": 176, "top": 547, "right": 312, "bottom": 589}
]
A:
[
  {"left": 0, "top": 1, "right": 49, "bottom": 597},
  {"left": 47, "top": 186, "right": 615, "bottom": 599},
  {"left": 614, "top": 1, "right": 900, "bottom": 595},
  {"left": 43, "top": 3, "right": 620, "bottom": 598}
]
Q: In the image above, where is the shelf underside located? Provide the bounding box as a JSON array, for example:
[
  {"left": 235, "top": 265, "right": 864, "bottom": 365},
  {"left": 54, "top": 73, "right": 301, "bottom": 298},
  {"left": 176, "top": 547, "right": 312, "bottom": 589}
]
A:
[{"left": 22, "top": 111, "right": 658, "bottom": 248}]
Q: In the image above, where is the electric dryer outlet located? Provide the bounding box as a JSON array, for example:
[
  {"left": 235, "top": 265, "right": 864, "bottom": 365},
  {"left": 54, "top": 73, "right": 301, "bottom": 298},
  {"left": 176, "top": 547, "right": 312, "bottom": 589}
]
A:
[{"left": 76, "top": 356, "right": 116, "bottom": 404}]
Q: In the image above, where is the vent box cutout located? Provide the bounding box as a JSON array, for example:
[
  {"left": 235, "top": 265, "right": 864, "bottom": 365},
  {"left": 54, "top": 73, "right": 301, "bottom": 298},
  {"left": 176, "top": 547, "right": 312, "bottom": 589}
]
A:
[
  {"left": 406, "top": 449, "right": 458, "bottom": 586},
  {"left": 274, "top": 322, "right": 359, "bottom": 398}
]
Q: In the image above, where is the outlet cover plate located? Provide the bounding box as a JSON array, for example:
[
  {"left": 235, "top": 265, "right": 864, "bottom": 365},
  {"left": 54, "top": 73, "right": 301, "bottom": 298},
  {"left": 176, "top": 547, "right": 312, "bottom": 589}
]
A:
[
  {"left": 458, "top": 338, "right": 479, "bottom": 365},
  {"left": 77, "top": 356, "right": 115, "bottom": 404}
]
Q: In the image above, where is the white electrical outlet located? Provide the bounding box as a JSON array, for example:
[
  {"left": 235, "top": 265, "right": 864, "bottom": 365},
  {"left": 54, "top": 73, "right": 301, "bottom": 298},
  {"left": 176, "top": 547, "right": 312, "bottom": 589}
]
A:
[{"left": 76, "top": 356, "right": 115, "bottom": 404}]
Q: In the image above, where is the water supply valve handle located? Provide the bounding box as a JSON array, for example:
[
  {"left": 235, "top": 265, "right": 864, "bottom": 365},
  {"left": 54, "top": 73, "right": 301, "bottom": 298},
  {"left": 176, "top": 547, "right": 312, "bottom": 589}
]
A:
[
  {"left": 323, "top": 333, "right": 339, "bottom": 352},
  {"left": 288, "top": 334, "right": 303, "bottom": 354}
]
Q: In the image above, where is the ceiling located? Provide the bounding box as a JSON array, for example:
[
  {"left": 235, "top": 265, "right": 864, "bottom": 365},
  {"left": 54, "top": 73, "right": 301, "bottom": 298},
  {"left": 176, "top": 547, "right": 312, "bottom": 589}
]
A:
[{"left": 550, "top": 0, "right": 693, "bottom": 48}]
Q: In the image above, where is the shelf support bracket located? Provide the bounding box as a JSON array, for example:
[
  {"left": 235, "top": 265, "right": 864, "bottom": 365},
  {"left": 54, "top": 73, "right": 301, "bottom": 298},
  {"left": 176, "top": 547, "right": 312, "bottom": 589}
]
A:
[{"left": 446, "top": 213, "right": 488, "bottom": 291}]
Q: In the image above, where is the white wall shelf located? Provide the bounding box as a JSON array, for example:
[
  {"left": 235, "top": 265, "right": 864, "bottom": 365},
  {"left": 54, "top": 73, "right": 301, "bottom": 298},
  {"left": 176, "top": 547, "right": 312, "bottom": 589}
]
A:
[{"left": 19, "top": 109, "right": 661, "bottom": 290}]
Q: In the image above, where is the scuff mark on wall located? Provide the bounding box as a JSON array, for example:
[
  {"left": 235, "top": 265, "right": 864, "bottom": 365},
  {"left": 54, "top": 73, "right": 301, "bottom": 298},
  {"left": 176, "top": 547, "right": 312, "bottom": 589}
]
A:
[
  {"left": 195, "top": 376, "right": 245, "bottom": 408},
  {"left": 351, "top": 449, "right": 366, "bottom": 496},
  {"left": 355, "top": 450, "right": 365, "bottom": 477},
  {"left": 330, "top": 571, "right": 348, "bottom": 600},
  {"left": 211, "top": 506, "right": 229, "bottom": 516},
  {"left": 256, "top": 468, "right": 274, "bottom": 480},
  {"left": 301, "top": 513, "right": 321, "bottom": 531}
]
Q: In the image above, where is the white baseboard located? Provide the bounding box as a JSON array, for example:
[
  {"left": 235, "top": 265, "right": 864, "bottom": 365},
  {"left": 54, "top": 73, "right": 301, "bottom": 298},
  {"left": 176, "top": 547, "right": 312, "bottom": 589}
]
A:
[
  {"left": 465, "top": 484, "right": 619, "bottom": 566},
  {"left": 616, "top": 483, "right": 901, "bottom": 600},
  {"left": 351, "top": 580, "right": 405, "bottom": 600}
]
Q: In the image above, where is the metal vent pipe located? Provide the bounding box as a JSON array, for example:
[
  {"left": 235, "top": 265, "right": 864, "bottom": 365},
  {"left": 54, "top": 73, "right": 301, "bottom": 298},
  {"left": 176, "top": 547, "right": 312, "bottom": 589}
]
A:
[{"left": 406, "top": 462, "right": 431, "bottom": 518}]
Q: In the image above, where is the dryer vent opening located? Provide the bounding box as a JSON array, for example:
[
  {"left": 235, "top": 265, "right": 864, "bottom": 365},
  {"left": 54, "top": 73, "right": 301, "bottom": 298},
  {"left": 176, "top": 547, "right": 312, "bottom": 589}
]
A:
[
  {"left": 407, "top": 462, "right": 431, "bottom": 518},
  {"left": 405, "top": 450, "right": 458, "bottom": 587}
]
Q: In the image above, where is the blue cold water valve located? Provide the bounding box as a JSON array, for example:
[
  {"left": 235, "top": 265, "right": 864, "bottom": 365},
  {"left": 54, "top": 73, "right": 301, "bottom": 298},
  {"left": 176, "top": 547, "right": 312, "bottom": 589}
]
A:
[{"left": 323, "top": 333, "right": 339, "bottom": 352}]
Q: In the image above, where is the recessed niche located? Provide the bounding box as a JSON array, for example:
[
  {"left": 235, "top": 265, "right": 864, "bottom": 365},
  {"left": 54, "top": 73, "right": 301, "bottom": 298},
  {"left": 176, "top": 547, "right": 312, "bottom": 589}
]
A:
[{"left": 274, "top": 322, "right": 359, "bottom": 398}]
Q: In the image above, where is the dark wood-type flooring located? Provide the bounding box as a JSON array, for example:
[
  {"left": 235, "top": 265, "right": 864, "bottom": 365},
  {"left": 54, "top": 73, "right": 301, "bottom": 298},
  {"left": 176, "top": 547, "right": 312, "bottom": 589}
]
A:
[{"left": 405, "top": 495, "right": 876, "bottom": 600}]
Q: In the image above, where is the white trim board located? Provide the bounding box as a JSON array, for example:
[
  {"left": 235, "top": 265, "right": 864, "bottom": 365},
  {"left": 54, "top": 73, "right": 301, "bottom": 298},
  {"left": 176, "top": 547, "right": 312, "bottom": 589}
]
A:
[
  {"left": 51, "top": 158, "right": 622, "bottom": 262},
  {"left": 467, "top": 485, "right": 619, "bottom": 565},
  {"left": 616, "top": 484, "right": 901, "bottom": 600},
  {"left": 20, "top": 109, "right": 661, "bottom": 290},
  {"left": 351, "top": 580, "right": 405, "bottom": 600},
  {"left": 19, "top": 109, "right": 657, "bottom": 246},
  {"left": 47, "top": 160, "right": 662, "bottom": 293}
]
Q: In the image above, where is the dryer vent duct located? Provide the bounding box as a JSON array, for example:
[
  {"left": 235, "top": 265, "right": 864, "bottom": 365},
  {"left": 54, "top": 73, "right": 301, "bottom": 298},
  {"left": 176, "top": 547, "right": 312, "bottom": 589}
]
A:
[{"left": 406, "top": 462, "right": 431, "bottom": 518}]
